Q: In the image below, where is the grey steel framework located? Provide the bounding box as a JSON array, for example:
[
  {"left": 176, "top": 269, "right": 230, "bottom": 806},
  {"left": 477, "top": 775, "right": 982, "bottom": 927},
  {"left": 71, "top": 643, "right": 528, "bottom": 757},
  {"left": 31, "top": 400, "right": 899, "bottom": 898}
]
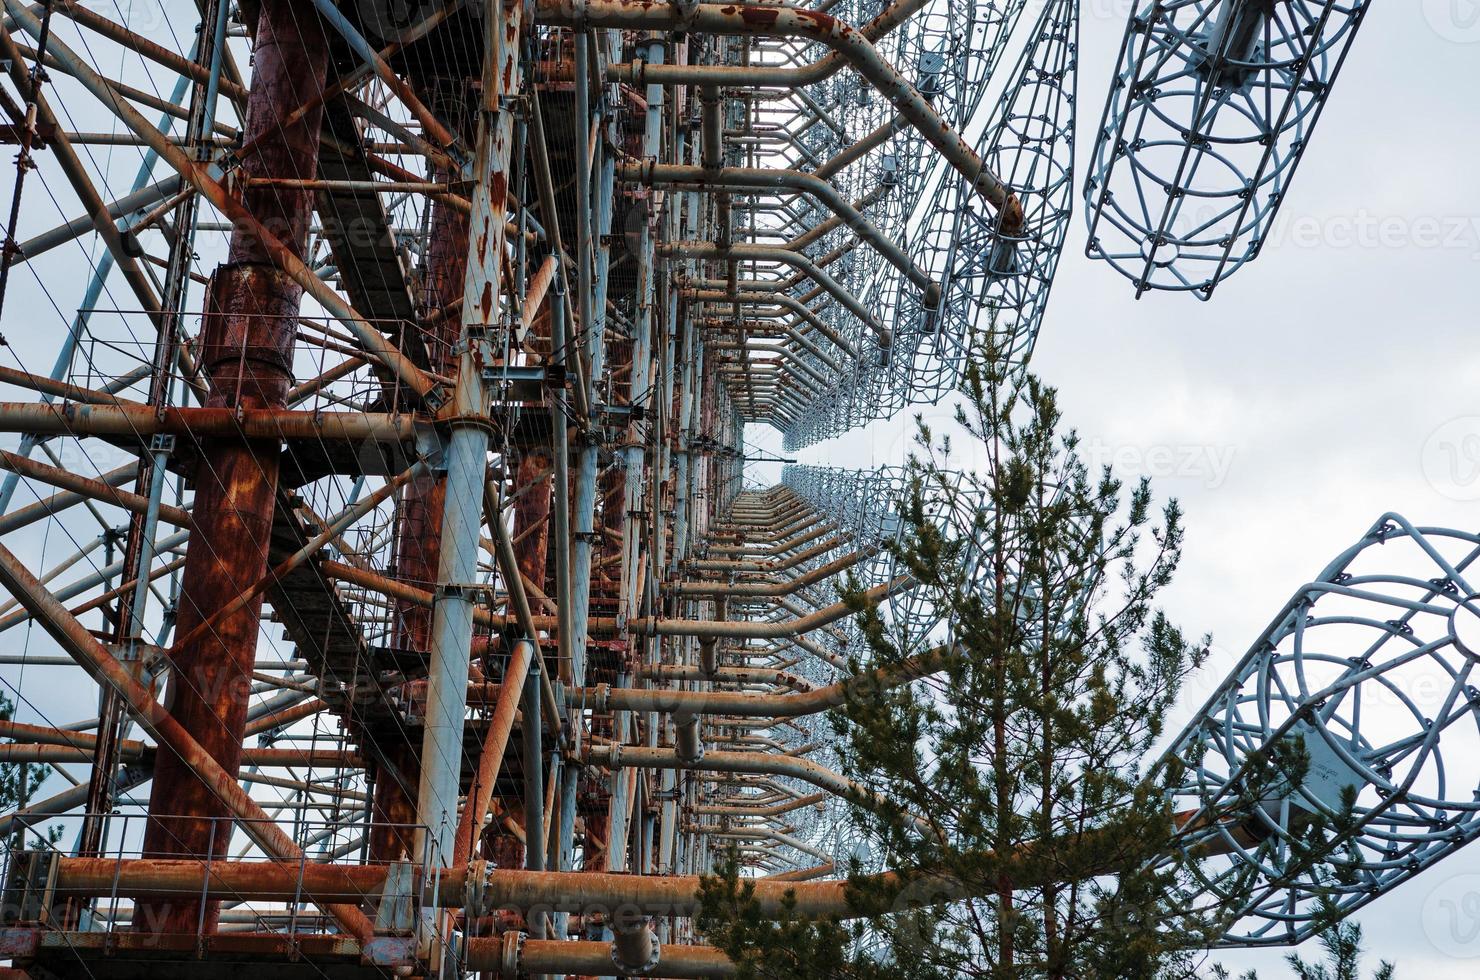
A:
[
  {"left": 1165, "top": 515, "right": 1480, "bottom": 946},
  {"left": 1085, "top": 0, "right": 1371, "bottom": 297},
  {"left": 0, "top": 0, "right": 1460, "bottom": 977}
]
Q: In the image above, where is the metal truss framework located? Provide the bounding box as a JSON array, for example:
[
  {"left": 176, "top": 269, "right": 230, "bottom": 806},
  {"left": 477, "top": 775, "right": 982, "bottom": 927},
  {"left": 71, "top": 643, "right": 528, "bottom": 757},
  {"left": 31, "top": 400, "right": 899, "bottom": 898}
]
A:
[
  {"left": 1085, "top": 0, "right": 1371, "bottom": 297},
  {"left": 1167, "top": 516, "right": 1480, "bottom": 946},
  {"left": 0, "top": 0, "right": 1455, "bottom": 977}
]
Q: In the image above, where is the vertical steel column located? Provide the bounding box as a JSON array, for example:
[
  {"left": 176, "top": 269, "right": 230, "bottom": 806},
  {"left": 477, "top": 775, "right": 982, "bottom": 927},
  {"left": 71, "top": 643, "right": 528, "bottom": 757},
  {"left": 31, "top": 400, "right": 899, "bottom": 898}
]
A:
[
  {"left": 549, "top": 264, "right": 574, "bottom": 680},
  {"left": 68, "top": 68, "right": 196, "bottom": 868},
  {"left": 670, "top": 163, "right": 704, "bottom": 574},
  {"left": 136, "top": 0, "right": 329, "bottom": 937},
  {"left": 86, "top": 6, "right": 226, "bottom": 865},
  {"left": 414, "top": 0, "right": 524, "bottom": 868},
  {"left": 570, "top": 37, "right": 618, "bottom": 686},
  {"left": 522, "top": 663, "right": 545, "bottom": 877},
  {"left": 371, "top": 76, "right": 472, "bottom": 866},
  {"left": 618, "top": 35, "right": 664, "bottom": 623},
  {"left": 549, "top": 260, "right": 578, "bottom": 939},
  {"left": 602, "top": 35, "right": 668, "bottom": 888}
]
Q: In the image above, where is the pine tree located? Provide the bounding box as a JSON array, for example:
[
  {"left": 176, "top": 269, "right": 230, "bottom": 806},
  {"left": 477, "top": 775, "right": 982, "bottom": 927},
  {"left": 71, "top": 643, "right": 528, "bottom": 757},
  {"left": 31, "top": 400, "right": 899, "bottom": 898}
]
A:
[
  {"left": 1212, "top": 900, "right": 1396, "bottom": 980},
  {"left": 0, "top": 690, "right": 52, "bottom": 842},
  {"left": 698, "top": 333, "right": 1223, "bottom": 978},
  {"left": 1284, "top": 918, "right": 1394, "bottom": 980},
  {"left": 696, "top": 852, "right": 922, "bottom": 980}
]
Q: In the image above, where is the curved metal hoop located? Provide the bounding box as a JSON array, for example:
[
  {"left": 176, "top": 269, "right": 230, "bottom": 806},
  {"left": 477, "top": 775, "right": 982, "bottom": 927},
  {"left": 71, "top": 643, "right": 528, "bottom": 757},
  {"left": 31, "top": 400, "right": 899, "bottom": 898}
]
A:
[
  {"left": 1085, "top": 0, "right": 1371, "bottom": 298},
  {"left": 1167, "top": 515, "right": 1480, "bottom": 946}
]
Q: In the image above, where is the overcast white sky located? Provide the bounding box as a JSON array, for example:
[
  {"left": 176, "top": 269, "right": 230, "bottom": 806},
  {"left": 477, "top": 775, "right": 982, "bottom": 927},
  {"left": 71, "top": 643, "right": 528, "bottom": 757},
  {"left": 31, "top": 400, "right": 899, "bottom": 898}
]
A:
[{"left": 749, "top": 0, "right": 1480, "bottom": 974}]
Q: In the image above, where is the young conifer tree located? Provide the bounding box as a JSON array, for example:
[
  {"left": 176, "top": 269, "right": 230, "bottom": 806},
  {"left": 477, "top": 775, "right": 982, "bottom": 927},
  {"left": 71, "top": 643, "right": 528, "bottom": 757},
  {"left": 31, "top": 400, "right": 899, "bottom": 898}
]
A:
[
  {"left": 0, "top": 691, "right": 53, "bottom": 842},
  {"left": 699, "top": 334, "right": 1222, "bottom": 978}
]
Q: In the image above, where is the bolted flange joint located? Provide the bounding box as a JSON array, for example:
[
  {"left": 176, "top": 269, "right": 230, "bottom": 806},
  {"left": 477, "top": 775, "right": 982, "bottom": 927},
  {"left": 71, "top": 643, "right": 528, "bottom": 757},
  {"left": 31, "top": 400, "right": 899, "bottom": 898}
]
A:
[{"left": 609, "top": 921, "right": 661, "bottom": 974}]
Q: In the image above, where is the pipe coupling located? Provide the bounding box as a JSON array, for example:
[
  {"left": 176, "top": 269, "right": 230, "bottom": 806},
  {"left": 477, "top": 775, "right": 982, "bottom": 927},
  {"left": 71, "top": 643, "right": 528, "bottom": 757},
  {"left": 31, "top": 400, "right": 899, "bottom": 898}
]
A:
[
  {"left": 674, "top": 712, "right": 705, "bottom": 765},
  {"left": 463, "top": 858, "right": 492, "bottom": 918},
  {"left": 610, "top": 922, "right": 661, "bottom": 974},
  {"left": 498, "top": 929, "right": 524, "bottom": 978}
]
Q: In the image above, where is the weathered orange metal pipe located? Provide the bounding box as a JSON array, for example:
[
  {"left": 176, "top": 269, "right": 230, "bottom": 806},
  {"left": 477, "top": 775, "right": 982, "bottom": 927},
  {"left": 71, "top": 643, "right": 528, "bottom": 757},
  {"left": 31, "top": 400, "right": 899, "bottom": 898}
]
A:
[
  {"left": 0, "top": 539, "right": 374, "bottom": 941},
  {"left": 0, "top": 450, "right": 191, "bottom": 527},
  {"left": 42, "top": 856, "right": 1022, "bottom": 920},
  {"left": 320, "top": 559, "right": 620, "bottom": 636},
  {"left": 454, "top": 639, "right": 534, "bottom": 864},
  {"left": 581, "top": 647, "right": 945, "bottom": 718},
  {"left": 0, "top": 402, "right": 421, "bottom": 442},
  {"left": 465, "top": 937, "right": 737, "bottom": 977},
  {"left": 136, "top": 0, "right": 332, "bottom": 936}
]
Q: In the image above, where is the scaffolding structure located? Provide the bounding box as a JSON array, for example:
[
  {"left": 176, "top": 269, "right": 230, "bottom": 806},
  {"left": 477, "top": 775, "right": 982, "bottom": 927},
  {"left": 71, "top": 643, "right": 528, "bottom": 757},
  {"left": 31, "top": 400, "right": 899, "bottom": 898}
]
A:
[{"left": 0, "top": 0, "right": 1469, "bottom": 977}]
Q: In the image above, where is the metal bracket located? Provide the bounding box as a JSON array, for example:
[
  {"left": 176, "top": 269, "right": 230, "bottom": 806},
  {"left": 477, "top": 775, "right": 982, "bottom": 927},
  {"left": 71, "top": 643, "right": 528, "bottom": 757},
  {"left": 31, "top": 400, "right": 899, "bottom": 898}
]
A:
[
  {"left": 0, "top": 850, "right": 57, "bottom": 926},
  {"left": 436, "top": 582, "right": 495, "bottom": 603},
  {"left": 373, "top": 861, "right": 418, "bottom": 935}
]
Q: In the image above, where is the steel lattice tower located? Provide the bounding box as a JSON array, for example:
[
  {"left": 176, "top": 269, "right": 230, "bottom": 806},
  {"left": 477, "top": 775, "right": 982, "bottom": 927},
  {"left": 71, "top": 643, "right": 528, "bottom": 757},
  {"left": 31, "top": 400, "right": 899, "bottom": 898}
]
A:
[{"left": 0, "top": 0, "right": 1463, "bottom": 977}]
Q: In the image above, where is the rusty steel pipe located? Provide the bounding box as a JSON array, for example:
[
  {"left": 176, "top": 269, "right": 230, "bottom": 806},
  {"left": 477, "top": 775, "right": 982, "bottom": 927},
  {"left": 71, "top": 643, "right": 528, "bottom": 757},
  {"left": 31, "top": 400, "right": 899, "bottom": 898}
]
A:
[
  {"left": 49, "top": 0, "right": 249, "bottom": 104},
  {"left": 44, "top": 856, "right": 1034, "bottom": 920},
  {"left": 547, "top": 1, "right": 1019, "bottom": 223},
  {"left": 641, "top": 162, "right": 928, "bottom": 299},
  {"left": 683, "top": 289, "right": 856, "bottom": 360},
  {"left": 0, "top": 742, "right": 359, "bottom": 768},
  {"left": 587, "top": 745, "right": 883, "bottom": 809},
  {"left": 318, "top": 559, "right": 615, "bottom": 635},
  {"left": 0, "top": 451, "right": 191, "bottom": 528},
  {"left": 701, "top": 320, "right": 844, "bottom": 374},
  {"left": 632, "top": 575, "right": 911, "bottom": 639},
  {"left": 707, "top": 517, "right": 836, "bottom": 554},
  {"left": 0, "top": 364, "right": 147, "bottom": 406},
  {"left": 674, "top": 548, "right": 871, "bottom": 597},
  {"left": 453, "top": 639, "right": 535, "bottom": 864},
  {"left": 686, "top": 532, "right": 852, "bottom": 574},
  {"left": 0, "top": 401, "right": 424, "bottom": 443},
  {"left": 465, "top": 937, "right": 737, "bottom": 977},
  {"left": 692, "top": 791, "right": 828, "bottom": 818},
  {"left": 599, "top": 0, "right": 932, "bottom": 89},
  {"left": 583, "top": 647, "right": 944, "bottom": 718},
  {"left": 520, "top": 254, "right": 559, "bottom": 336},
  {"left": 642, "top": 664, "right": 814, "bottom": 692},
  {"left": 662, "top": 241, "right": 904, "bottom": 344},
  {"left": 0, "top": 544, "right": 374, "bottom": 941},
  {"left": 786, "top": 186, "right": 888, "bottom": 249}
]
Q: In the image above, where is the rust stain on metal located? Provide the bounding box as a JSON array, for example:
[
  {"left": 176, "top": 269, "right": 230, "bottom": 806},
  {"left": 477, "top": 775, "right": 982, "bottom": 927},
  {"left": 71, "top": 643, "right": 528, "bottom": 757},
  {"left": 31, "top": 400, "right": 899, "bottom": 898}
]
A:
[
  {"left": 480, "top": 281, "right": 495, "bottom": 322},
  {"left": 739, "top": 4, "right": 780, "bottom": 26},
  {"left": 135, "top": 0, "right": 332, "bottom": 938}
]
